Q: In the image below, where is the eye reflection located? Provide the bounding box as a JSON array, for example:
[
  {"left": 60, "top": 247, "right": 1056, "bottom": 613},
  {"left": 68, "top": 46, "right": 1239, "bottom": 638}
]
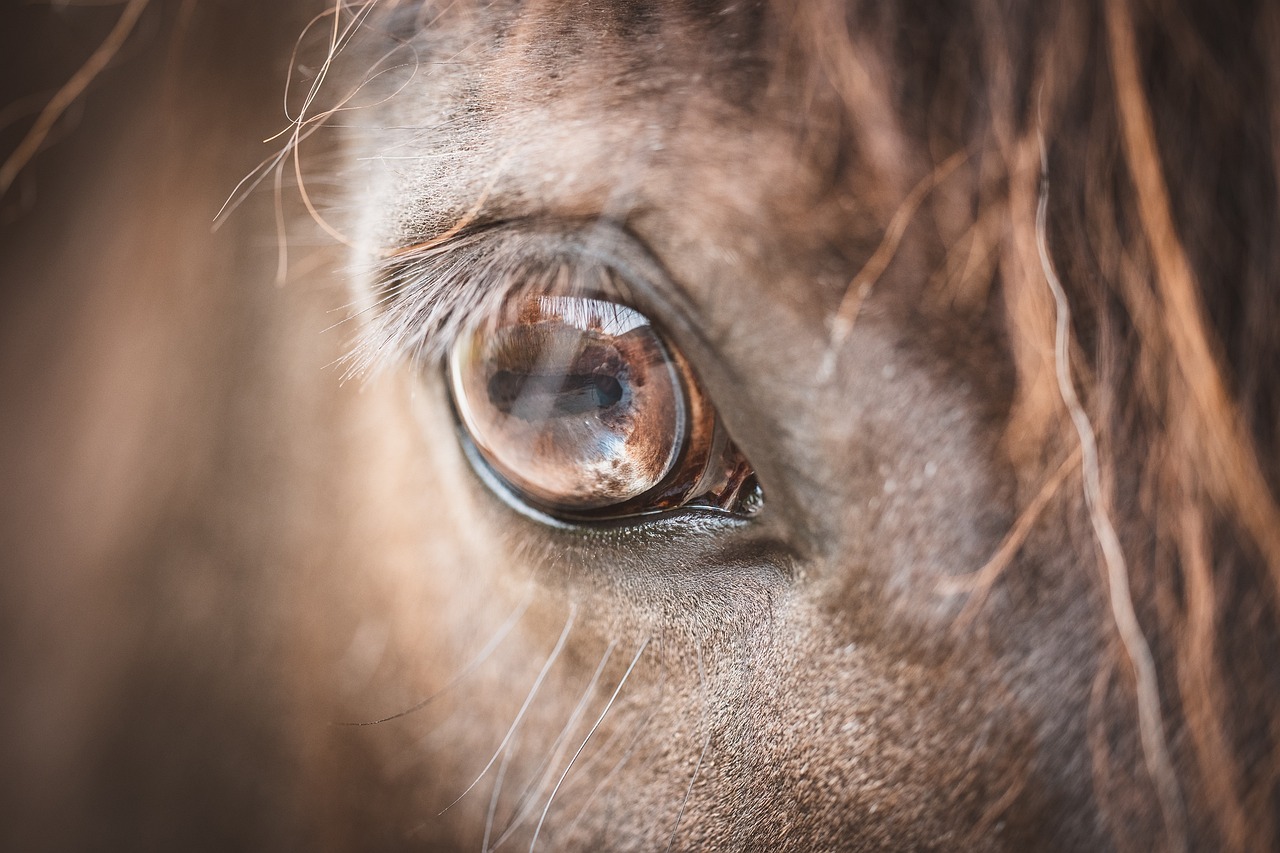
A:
[
  {"left": 486, "top": 368, "right": 623, "bottom": 418},
  {"left": 448, "top": 292, "right": 762, "bottom": 520}
]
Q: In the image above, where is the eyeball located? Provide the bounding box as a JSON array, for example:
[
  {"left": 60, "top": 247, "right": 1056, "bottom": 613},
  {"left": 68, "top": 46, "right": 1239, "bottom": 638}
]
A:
[{"left": 448, "top": 292, "right": 762, "bottom": 520}]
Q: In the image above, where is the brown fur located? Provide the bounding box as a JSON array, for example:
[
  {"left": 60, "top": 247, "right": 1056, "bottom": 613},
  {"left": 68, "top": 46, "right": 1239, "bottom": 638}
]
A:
[{"left": 2, "top": 1, "right": 1278, "bottom": 850}]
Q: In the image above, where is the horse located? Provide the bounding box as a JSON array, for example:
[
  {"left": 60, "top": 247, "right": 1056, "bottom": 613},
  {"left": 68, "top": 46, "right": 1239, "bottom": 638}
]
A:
[{"left": 2, "top": 1, "right": 1277, "bottom": 849}]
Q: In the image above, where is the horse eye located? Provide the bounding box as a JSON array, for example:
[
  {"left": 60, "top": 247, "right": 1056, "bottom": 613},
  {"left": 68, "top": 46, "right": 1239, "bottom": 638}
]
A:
[{"left": 448, "top": 292, "right": 762, "bottom": 521}]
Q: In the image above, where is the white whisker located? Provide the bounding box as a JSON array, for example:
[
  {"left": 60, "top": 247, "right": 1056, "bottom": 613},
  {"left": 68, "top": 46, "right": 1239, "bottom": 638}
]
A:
[
  {"left": 1035, "top": 132, "right": 1185, "bottom": 852},
  {"left": 556, "top": 671, "right": 667, "bottom": 841},
  {"left": 490, "top": 640, "right": 617, "bottom": 849},
  {"left": 483, "top": 733, "right": 519, "bottom": 853},
  {"left": 665, "top": 641, "right": 710, "bottom": 853},
  {"left": 528, "top": 637, "right": 651, "bottom": 852},
  {"left": 440, "top": 603, "right": 577, "bottom": 815},
  {"left": 338, "top": 590, "right": 533, "bottom": 726}
]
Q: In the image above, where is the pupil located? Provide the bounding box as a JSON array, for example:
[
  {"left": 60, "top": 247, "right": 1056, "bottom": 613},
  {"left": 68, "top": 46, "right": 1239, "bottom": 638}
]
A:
[
  {"left": 488, "top": 369, "right": 626, "bottom": 419},
  {"left": 591, "top": 374, "right": 624, "bottom": 408}
]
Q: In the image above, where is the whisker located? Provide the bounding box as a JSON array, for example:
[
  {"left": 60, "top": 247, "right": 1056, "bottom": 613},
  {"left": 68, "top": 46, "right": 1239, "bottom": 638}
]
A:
[
  {"left": 528, "top": 637, "right": 651, "bottom": 852},
  {"left": 337, "top": 590, "right": 533, "bottom": 726},
  {"left": 664, "top": 640, "right": 710, "bottom": 853},
  {"left": 1035, "top": 129, "right": 1185, "bottom": 852},
  {"left": 483, "top": 732, "right": 520, "bottom": 853},
  {"left": 537, "top": 694, "right": 633, "bottom": 802},
  {"left": 557, "top": 673, "right": 667, "bottom": 841},
  {"left": 440, "top": 603, "right": 577, "bottom": 815},
  {"left": 490, "top": 640, "right": 618, "bottom": 849}
]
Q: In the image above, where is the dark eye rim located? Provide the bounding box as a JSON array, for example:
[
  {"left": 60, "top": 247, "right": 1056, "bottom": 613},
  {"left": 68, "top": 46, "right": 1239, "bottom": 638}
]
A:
[{"left": 444, "top": 289, "right": 764, "bottom": 524}]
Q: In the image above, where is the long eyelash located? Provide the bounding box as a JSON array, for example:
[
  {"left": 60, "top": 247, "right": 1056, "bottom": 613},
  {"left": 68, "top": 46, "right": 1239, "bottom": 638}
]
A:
[{"left": 342, "top": 226, "right": 616, "bottom": 380}]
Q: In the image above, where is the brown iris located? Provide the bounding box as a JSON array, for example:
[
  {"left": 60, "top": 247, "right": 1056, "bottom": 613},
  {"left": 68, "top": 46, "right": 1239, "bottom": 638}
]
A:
[{"left": 448, "top": 293, "right": 761, "bottom": 519}]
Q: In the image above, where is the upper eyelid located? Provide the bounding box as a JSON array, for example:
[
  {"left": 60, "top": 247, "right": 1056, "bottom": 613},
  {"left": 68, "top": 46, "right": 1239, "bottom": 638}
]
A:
[{"left": 346, "top": 219, "right": 680, "bottom": 378}]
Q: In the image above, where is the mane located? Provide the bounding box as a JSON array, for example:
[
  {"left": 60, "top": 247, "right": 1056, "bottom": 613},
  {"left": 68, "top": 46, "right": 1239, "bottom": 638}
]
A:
[
  {"left": 807, "top": 2, "right": 1280, "bottom": 849},
  {"left": 807, "top": 2, "right": 1280, "bottom": 848}
]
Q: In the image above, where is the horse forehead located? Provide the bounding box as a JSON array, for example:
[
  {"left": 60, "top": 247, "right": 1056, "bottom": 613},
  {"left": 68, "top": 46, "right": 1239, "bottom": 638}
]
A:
[{"left": 354, "top": 4, "right": 882, "bottom": 269}]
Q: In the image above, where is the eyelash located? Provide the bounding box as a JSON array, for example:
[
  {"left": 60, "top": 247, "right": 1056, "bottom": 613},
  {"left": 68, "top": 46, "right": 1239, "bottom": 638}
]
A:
[{"left": 348, "top": 223, "right": 625, "bottom": 378}]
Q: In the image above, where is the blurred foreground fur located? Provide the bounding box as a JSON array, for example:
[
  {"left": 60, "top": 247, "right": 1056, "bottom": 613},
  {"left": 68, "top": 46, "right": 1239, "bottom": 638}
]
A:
[{"left": 1, "top": 0, "right": 1278, "bottom": 851}]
